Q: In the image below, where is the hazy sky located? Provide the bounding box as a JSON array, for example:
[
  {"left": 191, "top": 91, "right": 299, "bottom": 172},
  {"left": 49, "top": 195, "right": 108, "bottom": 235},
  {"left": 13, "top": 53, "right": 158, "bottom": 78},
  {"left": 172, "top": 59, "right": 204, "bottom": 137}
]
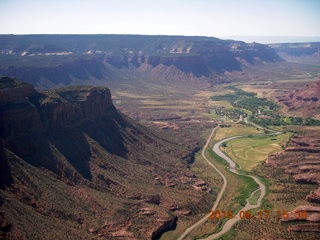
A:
[{"left": 0, "top": 0, "right": 319, "bottom": 40}]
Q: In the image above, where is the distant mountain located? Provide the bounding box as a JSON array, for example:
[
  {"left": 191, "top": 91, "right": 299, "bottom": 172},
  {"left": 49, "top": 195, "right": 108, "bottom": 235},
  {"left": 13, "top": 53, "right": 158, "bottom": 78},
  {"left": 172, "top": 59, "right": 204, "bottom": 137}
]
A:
[
  {"left": 224, "top": 36, "right": 320, "bottom": 44},
  {"left": 0, "top": 77, "right": 212, "bottom": 240},
  {"left": 277, "top": 80, "right": 320, "bottom": 118},
  {"left": 0, "top": 34, "right": 282, "bottom": 88},
  {"left": 269, "top": 42, "right": 320, "bottom": 65}
]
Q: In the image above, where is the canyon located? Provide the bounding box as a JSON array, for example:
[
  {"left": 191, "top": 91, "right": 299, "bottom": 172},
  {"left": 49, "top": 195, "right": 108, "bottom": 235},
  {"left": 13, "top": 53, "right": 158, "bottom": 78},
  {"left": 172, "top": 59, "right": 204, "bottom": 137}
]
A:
[
  {"left": 1, "top": 34, "right": 320, "bottom": 239},
  {"left": 0, "top": 76, "right": 213, "bottom": 240}
]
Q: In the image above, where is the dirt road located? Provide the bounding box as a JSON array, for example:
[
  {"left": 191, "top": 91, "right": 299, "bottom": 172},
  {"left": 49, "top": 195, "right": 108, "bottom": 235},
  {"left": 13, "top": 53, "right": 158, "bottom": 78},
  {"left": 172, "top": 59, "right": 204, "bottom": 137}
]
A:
[{"left": 178, "top": 127, "right": 226, "bottom": 240}]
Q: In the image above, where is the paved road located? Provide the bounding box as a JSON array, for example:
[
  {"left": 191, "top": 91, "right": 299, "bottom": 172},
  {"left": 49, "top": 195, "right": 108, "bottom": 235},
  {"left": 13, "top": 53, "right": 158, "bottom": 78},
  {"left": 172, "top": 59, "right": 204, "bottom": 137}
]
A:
[
  {"left": 178, "top": 127, "right": 267, "bottom": 240},
  {"left": 202, "top": 135, "right": 266, "bottom": 240},
  {"left": 178, "top": 127, "right": 226, "bottom": 240}
]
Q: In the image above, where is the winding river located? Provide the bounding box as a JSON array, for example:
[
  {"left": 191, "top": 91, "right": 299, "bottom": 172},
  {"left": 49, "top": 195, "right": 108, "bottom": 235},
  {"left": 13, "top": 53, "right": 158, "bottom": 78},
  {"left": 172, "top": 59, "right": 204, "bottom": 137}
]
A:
[{"left": 178, "top": 124, "right": 275, "bottom": 240}]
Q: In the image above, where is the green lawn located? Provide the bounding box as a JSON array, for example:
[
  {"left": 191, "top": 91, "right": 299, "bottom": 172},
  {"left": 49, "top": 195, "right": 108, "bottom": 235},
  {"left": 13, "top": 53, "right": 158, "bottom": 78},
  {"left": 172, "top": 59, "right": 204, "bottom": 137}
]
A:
[{"left": 225, "top": 133, "right": 291, "bottom": 171}]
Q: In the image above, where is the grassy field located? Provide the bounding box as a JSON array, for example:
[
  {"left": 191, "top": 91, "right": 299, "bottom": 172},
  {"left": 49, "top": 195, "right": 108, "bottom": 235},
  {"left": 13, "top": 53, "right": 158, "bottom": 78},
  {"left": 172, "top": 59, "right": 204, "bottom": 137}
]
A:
[
  {"left": 224, "top": 133, "right": 291, "bottom": 171},
  {"left": 183, "top": 128, "right": 262, "bottom": 239},
  {"left": 214, "top": 125, "right": 262, "bottom": 141},
  {"left": 187, "top": 123, "right": 295, "bottom": 239}
]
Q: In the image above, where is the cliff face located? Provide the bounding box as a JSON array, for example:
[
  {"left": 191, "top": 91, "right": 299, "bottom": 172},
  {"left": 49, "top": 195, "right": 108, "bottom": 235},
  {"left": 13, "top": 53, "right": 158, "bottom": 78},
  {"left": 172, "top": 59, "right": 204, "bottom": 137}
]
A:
[
  {"left": 0, "top": 77, "right": 120, "bottom": 180},
  {"left": 146, "top": 55, "right": 211, "bottom": 77},
  {"left": 0, "top": 35, "right": 282, "bottom": 88},
  {"left": 40, "top": 86, "right": 113, "bottom": 128},
  {"left": 1, "top": 79, "right": 113, "bottom": 134},
  {"left": 0, "top": 77, "right": 36, "bottom": 104},
  {"left": 0, "top": 77, "right": 42, "bottom": 138},
  {"left": 0, "top": 59, "right": 105, "bottom": 87},
  {"left": 0, "top": 77, "right": 213, "bottom": 240},
  {"left": 270, "top": 42, "right": 320, "bottom": 65},
  {"left": 270, "top": 42, "right": 320, "bottom": 57}
]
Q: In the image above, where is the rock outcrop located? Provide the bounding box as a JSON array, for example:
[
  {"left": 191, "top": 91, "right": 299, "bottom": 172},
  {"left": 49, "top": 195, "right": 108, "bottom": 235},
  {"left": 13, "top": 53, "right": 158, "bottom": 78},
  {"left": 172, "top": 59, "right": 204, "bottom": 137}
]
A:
[
  {"left": 270, "top": 42, "right": 320, "bottom": 65},
  {"left": 288, "top": 224, "right": 320, "bottom": 233},
  {"left": 306, "top": 188, "right": 320, "bottom": 203},
  {"left": 265, "top": 128, "right": 320, "bottom": 234},
  {"left": 0, "top": 77, "right": 213, "bottom": 240},
  {"left": 0, "top": 77, "right": 37, "bottom": 104},
  {"left": 0, "top": 77, "right": 121, "bottom": 180},
  {"left": 281, "top": 206, "right": 320, "bottom": 223},
  {"left": 277, "top": 80, "right": 320, "bottom": 118},
  {"left": 1, "top": 81, "right": 113, "bottom": 135},
  {"left": 266, "top": 130, "right": 320, "bottom": 186},
  {"left": 151, "top": 216, "right": 177, "bottom": 240}
]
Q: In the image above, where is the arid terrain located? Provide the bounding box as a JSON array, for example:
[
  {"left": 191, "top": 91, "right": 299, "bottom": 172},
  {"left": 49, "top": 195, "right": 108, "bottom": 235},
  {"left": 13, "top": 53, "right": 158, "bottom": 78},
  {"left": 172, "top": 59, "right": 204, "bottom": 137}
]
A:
[
  {"left": 0, "top": 77, "right": 214, "bottom": 240},
  {"left": 0, "top": 35, "right": 320, "bottom": 239},
  {"left": 277, "top": 80, "right": 320, "bottom": 118}
]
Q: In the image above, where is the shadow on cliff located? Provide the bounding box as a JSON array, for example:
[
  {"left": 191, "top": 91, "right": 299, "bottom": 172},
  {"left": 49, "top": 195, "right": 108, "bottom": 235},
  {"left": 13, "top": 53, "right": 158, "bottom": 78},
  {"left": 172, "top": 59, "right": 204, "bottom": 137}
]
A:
[
  {"left": 48, "top": 107, "right": 129, "bottom": 180},
  {"left": 2, "top": 113, "right": 128, "bottom": 182},
  {"left": 0, "top": 78, "right": 128, "bottom": 182},
  {"left": 0, "top": 143, "right": 13, "bottom": 189}
]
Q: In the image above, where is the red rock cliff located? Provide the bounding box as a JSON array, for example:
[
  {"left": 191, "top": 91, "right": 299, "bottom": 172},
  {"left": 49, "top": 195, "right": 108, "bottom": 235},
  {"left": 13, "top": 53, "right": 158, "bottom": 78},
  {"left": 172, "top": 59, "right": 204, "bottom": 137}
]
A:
[{"left": 0, "top": 77, "right": 113, "bottom": 139}]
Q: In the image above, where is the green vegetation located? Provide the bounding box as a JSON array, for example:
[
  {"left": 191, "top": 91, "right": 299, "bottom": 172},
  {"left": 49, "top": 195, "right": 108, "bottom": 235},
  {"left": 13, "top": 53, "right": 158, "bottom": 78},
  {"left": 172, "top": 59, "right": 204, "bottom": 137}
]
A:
[
  {"left": 211, "top": 87, "right": 278, "bottom": 114},
  {"left": 212, "top": 86, "right": 320, "bottom": 127},
  {"left": 207, "top": 149, "right": 228, "bottom": 167},
  {"left": 207, "top": 147, "right": 259, "bottom": 208},
  {"left": 232, "top": 175, "right": 259, "bottom": 207},
  {"left": 259, "top": 198, "right": 274, "bottom": 210},
  {"left": 248, "top": 189, "right": 261, "bottom": 205},
  {"left": 208, "top": 143, "right": 259, "bottom": 209},
  {"left": 214, "top": 125, "right": 261, "bottom": 141},
  {"left": 225, "top": 133, "right": 291, "bottom": 171},
  {"left": 250, "top": 115, "right": 320, "bottom": 127}
]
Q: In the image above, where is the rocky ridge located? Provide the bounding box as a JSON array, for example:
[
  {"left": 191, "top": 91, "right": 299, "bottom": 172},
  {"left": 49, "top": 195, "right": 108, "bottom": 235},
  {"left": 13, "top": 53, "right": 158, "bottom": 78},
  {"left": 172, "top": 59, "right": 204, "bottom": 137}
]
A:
[
  {"left": 270, "top": 42, "right": 320, "bottom": 65},
  {"left": 266, "top": 128, "right": 320, "bottom": 233},
  {"left": 0, "top": 35, "right": 282, "bottom": 88},
  {"left": 277, "top": 80, "right": 320, "bottom": 118}
]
